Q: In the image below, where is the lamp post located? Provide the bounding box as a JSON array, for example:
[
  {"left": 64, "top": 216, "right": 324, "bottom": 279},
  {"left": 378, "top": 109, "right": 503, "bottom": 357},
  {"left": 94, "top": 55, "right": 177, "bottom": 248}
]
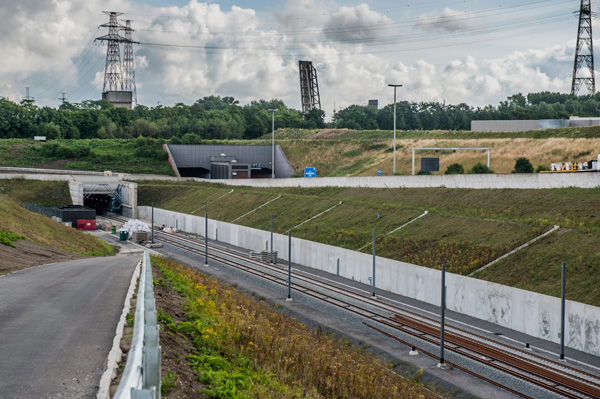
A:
[
  {"left": 268, "top": 109, "right": 278, "bottom": 178},
  {"left": 388, "top": 84, "right": 402, "bottom": 174}
]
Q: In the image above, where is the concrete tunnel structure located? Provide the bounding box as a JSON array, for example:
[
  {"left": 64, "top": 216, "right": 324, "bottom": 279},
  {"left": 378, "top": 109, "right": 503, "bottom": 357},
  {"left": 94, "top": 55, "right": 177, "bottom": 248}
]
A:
[{"left": 69, "top": 180, "right": 138, "bottom": 218}]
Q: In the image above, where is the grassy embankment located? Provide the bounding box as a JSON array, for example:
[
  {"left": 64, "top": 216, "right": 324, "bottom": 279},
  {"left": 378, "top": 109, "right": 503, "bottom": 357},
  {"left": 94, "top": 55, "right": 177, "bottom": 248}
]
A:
[
  {"left": 274, "top": 128, "right": 600, "bottom": 176},
  {"left": 0, "top": 138, "right": 174, "bottom": 175},
  {"left": 154, "top": 256, "right": 442, "bottom": 399},
  {"left": 0, "top": 179, "right": 114, "bottom": 265},
  {"left": 1, "top": 125, "right": 600, "bottom": 176},
  {"left": 138, "top": 181, "right": 600, "bottom": 307}
]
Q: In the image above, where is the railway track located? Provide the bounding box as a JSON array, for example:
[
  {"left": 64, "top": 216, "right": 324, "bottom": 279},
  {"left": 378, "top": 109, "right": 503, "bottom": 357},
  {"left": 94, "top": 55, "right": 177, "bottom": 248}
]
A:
[{"left": 103, "top": 215, "right": 600, "bottom": 399}]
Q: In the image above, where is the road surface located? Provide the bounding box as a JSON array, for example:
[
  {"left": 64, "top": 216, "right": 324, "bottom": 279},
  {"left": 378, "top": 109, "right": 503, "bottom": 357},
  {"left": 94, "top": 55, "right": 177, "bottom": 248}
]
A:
[{"left": 0, "top": 254, "right": 140, "bottom": 398}]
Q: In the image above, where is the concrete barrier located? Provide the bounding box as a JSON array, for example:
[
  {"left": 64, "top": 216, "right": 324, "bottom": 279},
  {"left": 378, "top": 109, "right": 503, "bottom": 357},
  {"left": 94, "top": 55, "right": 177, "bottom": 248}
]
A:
[
  {"left": 193, "top": 173, "right": 600, "bottom": 189},
  {"left": 139, "top": 206, "right": 600, "bottom": 356}
]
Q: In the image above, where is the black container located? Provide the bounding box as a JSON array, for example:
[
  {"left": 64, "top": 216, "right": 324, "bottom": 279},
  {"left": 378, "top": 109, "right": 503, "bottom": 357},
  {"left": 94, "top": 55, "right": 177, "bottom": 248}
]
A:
[{"left": 57, "top": 206, "right": 96, "bottom": 226}]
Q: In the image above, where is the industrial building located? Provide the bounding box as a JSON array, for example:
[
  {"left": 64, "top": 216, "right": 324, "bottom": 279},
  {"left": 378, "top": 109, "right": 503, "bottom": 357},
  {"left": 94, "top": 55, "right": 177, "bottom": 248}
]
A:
[
  {"left": 471, "top": 117, "right": 600, "bottom": 132},
  {"left": 164, "top": 144, "right": 295, "bottom": 179}
]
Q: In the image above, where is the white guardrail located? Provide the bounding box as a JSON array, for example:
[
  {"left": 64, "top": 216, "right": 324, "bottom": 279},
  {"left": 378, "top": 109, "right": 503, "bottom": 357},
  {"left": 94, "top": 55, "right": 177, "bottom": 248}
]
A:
[{"left": 114, "top": 250, "right": 161, "bottom": 399}]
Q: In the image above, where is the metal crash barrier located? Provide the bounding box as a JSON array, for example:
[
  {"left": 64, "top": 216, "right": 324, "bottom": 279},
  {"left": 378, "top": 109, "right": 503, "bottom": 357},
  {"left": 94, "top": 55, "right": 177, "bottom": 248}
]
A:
[{"left": 114, "top": 250, "right": 161, "bottom": 399}]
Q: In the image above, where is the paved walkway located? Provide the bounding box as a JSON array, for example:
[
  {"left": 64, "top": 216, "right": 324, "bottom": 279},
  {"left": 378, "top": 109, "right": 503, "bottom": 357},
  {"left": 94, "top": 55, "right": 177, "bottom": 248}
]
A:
[{"left": 0, "top": 254, "right": 140, "bottom": 399}]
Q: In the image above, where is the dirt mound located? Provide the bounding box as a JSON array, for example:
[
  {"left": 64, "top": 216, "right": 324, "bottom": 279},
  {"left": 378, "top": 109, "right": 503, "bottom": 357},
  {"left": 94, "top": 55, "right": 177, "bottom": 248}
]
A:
[{"left": 0, "top": 240, "right": 87, "bottom": 275}]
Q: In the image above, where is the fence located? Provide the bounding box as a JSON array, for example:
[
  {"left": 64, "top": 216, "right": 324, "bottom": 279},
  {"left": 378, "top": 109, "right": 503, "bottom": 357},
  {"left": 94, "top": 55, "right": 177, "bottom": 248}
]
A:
[
  {"left": 21, "top": 203, "right": 58, "bottom": 219},
  {"left": 113, "top": 250, "right": 161, "bottom": 399}
]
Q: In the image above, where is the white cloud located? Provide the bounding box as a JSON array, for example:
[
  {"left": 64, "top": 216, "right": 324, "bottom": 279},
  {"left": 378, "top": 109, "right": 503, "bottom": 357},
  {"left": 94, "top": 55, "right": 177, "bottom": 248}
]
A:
[
  {"left": 0, "top": 0, "right": 129, "bottom": 101},
  {"left": 275, "top": 0, "right": 331, "bottom": 31},
  {"left": 323, "top": 4, "right": 393, "bottom": 43},
  {"left": 0, "top": 0, "right": 579, "bottom": 119},
  {"left": 386, "top": 43, "right": 573, "bottom": 107},
  {"left": 136, "top": 1, "right": 295, "bottom": 104},
  {"left": 415, "top": 8, "right": 477, "bottom": 33}
]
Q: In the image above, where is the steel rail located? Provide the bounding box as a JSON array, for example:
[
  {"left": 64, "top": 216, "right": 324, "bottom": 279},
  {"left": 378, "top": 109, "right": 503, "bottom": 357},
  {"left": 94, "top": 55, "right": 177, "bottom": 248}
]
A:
[
  {"left": 152, "top": 232, "right": 600, "bottom": 398},
  {"left": 363, "top": 323, "right": 537, "bottom": 399},
  {"left": 103, "top": 215, "right": 600, "bottom": 398},
  {"left": 144, "top": 226, "right": 600, "bottom": 387},
  {"left": 392, "top": 314, "right": 600, "bottom": 399}
]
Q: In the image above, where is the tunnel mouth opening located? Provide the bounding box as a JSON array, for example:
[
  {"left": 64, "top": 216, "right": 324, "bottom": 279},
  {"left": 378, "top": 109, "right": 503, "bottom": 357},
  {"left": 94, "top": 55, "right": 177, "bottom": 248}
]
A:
[{"left": 84, "top": 194, "right": 123, "bottom": 214}]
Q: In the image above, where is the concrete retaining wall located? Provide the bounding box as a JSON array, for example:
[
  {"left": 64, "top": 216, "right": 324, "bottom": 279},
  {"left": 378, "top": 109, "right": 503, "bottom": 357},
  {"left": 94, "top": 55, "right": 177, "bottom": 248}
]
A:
[
  {"left": 471, "top": 120, "right": 540, "bottom": 132},
  {"left": 138, "top": 206, "right": 600, "bottom": 357},
  {"left": 193, "top": 173, "right": 600, "bottom": 189},
  {"left": 2, "top": 171, "right": 598, "bottom": 190}
]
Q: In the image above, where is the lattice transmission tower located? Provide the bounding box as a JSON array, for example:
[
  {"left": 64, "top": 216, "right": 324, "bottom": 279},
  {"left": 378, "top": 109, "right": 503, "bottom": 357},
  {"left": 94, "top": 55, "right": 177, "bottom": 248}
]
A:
[
  {"left": 122, "top": 20, "right": 138, "bottom": 104},
  {"left": 571, "top": 0, "right": 595, "bottom": 96},
  {"left": 96, "top": 11, "right": 125, "bottom": 92},
  {"left": 299, "top": 61, "right": 321, "bottom": 113}
]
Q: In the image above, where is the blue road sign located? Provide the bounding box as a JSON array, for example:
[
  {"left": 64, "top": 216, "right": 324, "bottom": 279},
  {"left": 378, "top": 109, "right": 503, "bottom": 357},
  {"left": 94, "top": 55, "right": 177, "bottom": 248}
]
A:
[
  {"left": 378, "top": 169, "right": 382, "bottom": 176},
  {"left": 304, "top": 167, "right": 316, "bottom": 177}
]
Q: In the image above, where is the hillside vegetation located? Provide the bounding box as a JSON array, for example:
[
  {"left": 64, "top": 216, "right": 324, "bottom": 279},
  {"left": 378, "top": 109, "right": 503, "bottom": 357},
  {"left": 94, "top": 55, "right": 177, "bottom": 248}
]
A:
[
  {"left": 1, "top": 126, "right": 600, "bottom": 176},
  {"left": 0, "top": 181, "right": 114, "bottom": 274},
  {"left": 0, "top": 138, "right": 174, "bottom": 175},
  {"left": 138, "top": 181, "right": 600, "bottom": 307},
  {"left": 155, "top": 256, "right": 443, "bottom": 399}
]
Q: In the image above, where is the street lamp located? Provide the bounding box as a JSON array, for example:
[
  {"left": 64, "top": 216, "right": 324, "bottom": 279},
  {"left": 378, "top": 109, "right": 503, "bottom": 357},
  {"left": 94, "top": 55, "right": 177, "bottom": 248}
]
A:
[
  {"left": 268, "top": 109, "right": 278, "bottom": 178},
  {"left": 388, "top": 84, "right": 402, "bottom": 174}
]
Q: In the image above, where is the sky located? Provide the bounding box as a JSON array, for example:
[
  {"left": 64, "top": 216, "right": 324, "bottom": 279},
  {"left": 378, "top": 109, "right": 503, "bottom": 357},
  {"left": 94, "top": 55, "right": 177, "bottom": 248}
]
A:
[{"left": 0, "top": 0, "right": 594, "bottom": 119}]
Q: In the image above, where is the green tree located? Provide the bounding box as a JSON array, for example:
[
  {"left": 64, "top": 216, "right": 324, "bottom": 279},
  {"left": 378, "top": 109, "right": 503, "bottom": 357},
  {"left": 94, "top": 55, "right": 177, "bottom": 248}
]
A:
[
  {"left": 37, "top": 122, "right": 61, "bottom": 140},
  {"left": 513, "top": 157, "right": 534, "bottom": 173},
  {"left": 303, "top": 108, "right": 326, "bottom": 129}
]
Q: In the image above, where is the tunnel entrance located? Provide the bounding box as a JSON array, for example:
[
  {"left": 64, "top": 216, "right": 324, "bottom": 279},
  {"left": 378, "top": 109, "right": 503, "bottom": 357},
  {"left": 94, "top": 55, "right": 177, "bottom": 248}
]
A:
[
  {"left": 84, "top": 194, "right": 122, "bottom": 212},
  {"left": 83, "top": 184, "right": 124, "bottom": 213}
]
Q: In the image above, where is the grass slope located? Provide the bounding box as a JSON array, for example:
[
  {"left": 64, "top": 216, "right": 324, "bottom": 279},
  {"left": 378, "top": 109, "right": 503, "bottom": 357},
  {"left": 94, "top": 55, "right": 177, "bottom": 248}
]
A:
[
  {"left": 155, "top": 256, "right": 443, "bottom": 398},
  {"left": 0, "top": 194, "right": 114, "bottom": 256},
  {"left": 138, "top": 181, "right": 600, "bottom": 307},
  {"left": 1, "top": 127, "right": 600, "bottom": 177},
  {"left": 0, "top": 139, "right": 174, "bottom": 175},
  {"left": 0, "top": 179, "right": 72, "bottom": 206}
]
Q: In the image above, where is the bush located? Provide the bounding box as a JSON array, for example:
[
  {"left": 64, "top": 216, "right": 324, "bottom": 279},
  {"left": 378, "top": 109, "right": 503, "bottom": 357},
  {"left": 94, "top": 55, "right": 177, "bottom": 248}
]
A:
[
  {"left": 469, "top": 162, "right": 494, "bottom": 174},
  {"left": 535, "top": 164, "right": 549, "bottom": 173},
  {"left": 445, "top": 163, "right": 465, "bottom": 175},
  {"left": 72, "top": 145, "right": 91, "bottom": 158},
  {"left": 513, "top": 157, "right": 534, "bottom": 173},
  {"left": 55, "top": 145, "right": 74, "bottom": 159},
  {"left": 37, "top": 142, "right": 60, "bottom": 157}
]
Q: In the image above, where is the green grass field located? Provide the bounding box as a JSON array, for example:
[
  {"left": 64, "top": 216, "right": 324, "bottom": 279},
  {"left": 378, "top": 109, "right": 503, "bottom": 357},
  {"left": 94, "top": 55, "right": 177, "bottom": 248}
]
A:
[
  {"left": 137, "top": 181, "right": 600, "bottom": 307},
  {"left": 0, "top": 139, "right": 174, "bottom": 175},
  {"left": 1, "top": 127, "right": 600, "bottom": 177},
  {"left": 0, "top": 190, "right": 114, "bottom": 258}
]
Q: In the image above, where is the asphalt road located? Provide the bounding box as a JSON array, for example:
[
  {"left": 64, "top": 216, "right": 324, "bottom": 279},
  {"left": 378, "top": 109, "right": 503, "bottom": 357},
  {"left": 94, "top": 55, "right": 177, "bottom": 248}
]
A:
[{"left": 0, "top": 254, "right": 140, "bottom": 399}]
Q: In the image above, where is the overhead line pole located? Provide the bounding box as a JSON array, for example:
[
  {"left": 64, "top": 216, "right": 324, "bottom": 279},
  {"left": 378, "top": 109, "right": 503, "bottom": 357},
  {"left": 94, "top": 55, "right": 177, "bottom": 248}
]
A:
[
  {"left": 388, "top": 84, "right": 402, "bottom": 175},
  {"left": 268, "top": 109, "right": 277, "bottom": 179}
]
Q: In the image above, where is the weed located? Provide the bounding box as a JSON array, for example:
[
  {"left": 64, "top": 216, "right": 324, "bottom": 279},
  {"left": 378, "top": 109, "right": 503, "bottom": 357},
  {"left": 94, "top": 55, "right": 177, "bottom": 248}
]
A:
[
  {"left": 0, "top": 229, "right": 24, "bottom": 248},
  {"left": 154, "top": 256, "right": 441, "bottom": 399},
  {"left": 161, "top": 370, "right": 179, "bottom": 395},
  {"left": 157, "top": 309, "right": 174, "bottom": 326},
  {"left": 154, "top": 277, "right": 168, "bottom": 288}
]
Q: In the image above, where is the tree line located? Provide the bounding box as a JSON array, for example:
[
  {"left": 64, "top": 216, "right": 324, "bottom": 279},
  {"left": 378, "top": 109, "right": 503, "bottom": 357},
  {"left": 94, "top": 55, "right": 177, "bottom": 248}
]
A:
[{"left": 2, "top": 91, "right": 600, "bottom": 140}]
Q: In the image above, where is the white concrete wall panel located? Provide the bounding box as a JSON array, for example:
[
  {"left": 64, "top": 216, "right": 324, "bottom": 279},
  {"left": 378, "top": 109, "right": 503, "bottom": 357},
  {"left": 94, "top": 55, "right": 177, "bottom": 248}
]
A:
[
  {"left": 471, "top": 120, "right": 540, "bottom": 132},
  {"left": 1, "top": 171, "right": 598, "bottom": 190},
  {"left": 191, "top": 173, "right": 600, "bottom": 189},
  {"left": 138, "top": 206, "right": 600, "bottom": 356}
]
